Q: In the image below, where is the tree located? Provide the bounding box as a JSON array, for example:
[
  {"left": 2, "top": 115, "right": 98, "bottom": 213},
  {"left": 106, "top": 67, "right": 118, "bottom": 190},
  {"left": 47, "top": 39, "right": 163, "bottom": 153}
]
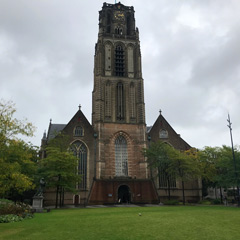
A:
[
  {"left": 0, "top": 100, "right": 37, "bottom": 200},
  {"left": 198, "top": 145, "right": 240, "bottom": 202},
  {"left": 39, "top": 133, "right": 81, "bottom": 208},
  {"left": 144, "top": 141, "right": 176, "bottom": 200},
  {"left": 196, "top": 147, "right": 219, "bottom": 198},
  {"left": 168, "top": 149, "right": 200, "bottom": 205}
]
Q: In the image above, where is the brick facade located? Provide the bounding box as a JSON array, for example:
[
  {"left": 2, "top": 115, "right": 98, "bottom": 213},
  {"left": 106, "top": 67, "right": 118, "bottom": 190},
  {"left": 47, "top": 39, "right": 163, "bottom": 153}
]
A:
[{"left": 40, "top": 2, "right": 202, "bottom": 206}]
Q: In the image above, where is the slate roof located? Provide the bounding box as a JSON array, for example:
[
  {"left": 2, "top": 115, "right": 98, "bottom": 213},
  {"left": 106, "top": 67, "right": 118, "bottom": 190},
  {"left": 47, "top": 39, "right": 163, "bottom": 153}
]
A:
[{"left": 47, "top": 123, "right": 66, "bottom": 140}]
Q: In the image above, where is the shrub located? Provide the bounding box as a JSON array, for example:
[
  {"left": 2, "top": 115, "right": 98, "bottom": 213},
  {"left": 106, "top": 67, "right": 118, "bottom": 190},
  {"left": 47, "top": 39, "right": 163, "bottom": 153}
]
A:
[
  {"left": 198, "top": 200, "right": 212, "bottom": 205},
  {"left": 0, "top": 199, "right": 14, "bottom": 204},
  {"left": 163, "top": 200, "right": 179, "bottom": 205},
  {"left": 0, "top": 201, "right": 34, "bottom": 223},
  {"left": 0, "top": 214, "right": 23, "bottom": 223},
  {"left": 0, "top": 202, "right": 32, "bottom": 215},
  {"left": 212, "top": 199, "right": 221, "bottom": 205}
]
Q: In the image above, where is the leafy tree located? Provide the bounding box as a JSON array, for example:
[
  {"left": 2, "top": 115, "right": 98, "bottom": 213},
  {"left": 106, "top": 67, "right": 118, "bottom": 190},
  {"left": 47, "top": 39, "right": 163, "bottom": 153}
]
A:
[
  {"left": 144, "top": 141, "right": 176, "bottom": 200},
  {"left": 199, "top": 145, "right": 240, "bottom": 202},
  {"left": 0, "top": 100, "right": 35, "bottom": 145},
  {"left": 197, "top": 147, "right": 220, "bottom": 198},
  {"left": 39, "top": 133, "right": 81, "bottom": 208},
  {"left": 0, "top": 100, "right": 37, "bottom": 200},
  {"left": 168, "top": 149, "right": 200, "bottom": 205}
]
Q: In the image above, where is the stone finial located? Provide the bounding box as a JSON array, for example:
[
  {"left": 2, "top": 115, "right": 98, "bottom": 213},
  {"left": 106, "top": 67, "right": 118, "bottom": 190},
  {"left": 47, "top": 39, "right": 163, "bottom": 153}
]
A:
[
  {"left": 43, "top": 130, "right": 47, "bottom": 140},
  {"left": 78, "top": 104, "right": 81, "bottom": 111}
]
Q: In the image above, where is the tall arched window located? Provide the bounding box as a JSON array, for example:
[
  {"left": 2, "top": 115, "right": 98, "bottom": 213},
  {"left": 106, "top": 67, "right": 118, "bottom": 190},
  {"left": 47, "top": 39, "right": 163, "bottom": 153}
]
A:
[
  {"left": 115, "top": 135, "right": 128, "bottom": 176},
  {"left": 105, "top": 81, "right": 111, "bottom": 118},
  {"left": 130, "top": 82, "right": 136, "bottom": 119},
  {"left": 115, "top": 45, "right": 125, "bottom": 76},
  {"left": 70, "top": 141, "right": 87, "bottom": 189},
  {"left": 117, "top": 82, "right": 124, "bottom": 120}
]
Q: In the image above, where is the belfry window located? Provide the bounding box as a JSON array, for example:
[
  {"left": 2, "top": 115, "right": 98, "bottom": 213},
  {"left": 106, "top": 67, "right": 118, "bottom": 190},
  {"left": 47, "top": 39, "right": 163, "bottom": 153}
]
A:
[
  {"left": 115, "top": 135, "right": 128, "bottom": 176},
  {"left": 117, "top": 82, "right": 124, "bottom": 120},
  {"left": 115, "top": 27, "right": 123, "bottom": 35},
  {"left": 70, "top": 141, "right": 87, "bottom": 190},
  {"left": 74, "top": 126, "right": 84, "bottom": 137},
  {"left": 115, "top": 45, "right": 125, "bottom": 76}
]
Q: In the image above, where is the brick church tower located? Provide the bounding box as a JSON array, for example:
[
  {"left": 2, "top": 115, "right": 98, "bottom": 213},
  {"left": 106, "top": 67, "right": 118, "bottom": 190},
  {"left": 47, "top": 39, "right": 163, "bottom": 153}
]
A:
[
  {"left": 41, "top": 2, "right": 201, "bottom": 206},
  {"left": 89, "top": 2, "right": 158, "bottom": 204}
]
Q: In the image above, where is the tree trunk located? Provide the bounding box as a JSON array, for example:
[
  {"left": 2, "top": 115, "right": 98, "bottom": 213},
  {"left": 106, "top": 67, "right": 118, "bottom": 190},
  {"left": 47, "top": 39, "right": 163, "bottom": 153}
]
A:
[
  {"left": 220, "top": 186, "right": 223, "bottom": 203},
  {"left": 55, "top": 185, "right": 59, "bottom": 209},
  {"left": 59, "top": 186, "right": 62, "bottom": 207},
  {"left": 62, "top": 188, "right": 65, "bottom": 207},
  {"left": 167, "top": 178, "right": 171, "bottom": 200},
  {"left": 182, "top": 180, "right": 185, "bottom": 205}
]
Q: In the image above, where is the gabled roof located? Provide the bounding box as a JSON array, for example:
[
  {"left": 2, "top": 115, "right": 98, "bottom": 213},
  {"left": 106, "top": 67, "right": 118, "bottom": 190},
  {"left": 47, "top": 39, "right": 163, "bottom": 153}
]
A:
[
  {"left": 47, "top": 123, "right": 66, "bottom": 141},
  {"left": 44, "top": 108, "right": 94, "bottom": 144},
  {"left": 149, "top": 113, "right": 191, "bottom": 150}
]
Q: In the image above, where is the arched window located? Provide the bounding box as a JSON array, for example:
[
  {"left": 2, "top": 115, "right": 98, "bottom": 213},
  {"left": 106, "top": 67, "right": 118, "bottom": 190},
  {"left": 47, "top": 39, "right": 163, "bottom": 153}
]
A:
[
  {"left": 70, "top": 141, "right": 87, "bottom": 189},
  {"left": 105, "top": 81, "right": 111, "bottom": 118},
  {"left": 130, "top": 82, "right": 136, "bottom": 119},
  {"left": 115, "top": 135, "right": 128, "bottom": 176},
  {"left": 74, "top": 126, "right": 84, "bottom": 137},
  {"left": 115, "top": 45, "right": 125, "bottom": 76},
  {"left": 107, "top": 11, "right": 111, "bottom": 33},
  {"left": 159, "top": 129, "right": 168, "bottom": 138},
  {"left": 158, "top": 167, "right": 176, "bottom": 188},
  {"left": 127, "top": 15, "right": 131, "bottom": 35},
  {"left": 115, "top": 27, "right": 123, "bottom": 35},
  {"left": 116, "top": 82, "right": 124, "bottom": 120}
]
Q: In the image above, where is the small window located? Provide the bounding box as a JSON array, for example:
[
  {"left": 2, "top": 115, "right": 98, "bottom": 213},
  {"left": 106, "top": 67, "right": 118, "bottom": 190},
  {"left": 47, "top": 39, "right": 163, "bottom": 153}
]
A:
[
  {"left": 159, "top": 129, "right": 168, "bottom": 138},
  {"left": 74, "top": 126, "right": 84, "bottom": 137}
]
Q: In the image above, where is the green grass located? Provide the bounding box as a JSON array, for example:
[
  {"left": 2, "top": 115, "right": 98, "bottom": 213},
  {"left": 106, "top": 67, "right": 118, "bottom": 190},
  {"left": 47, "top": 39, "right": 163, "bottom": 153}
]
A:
[{"left": 0, "top": 206, "right": 239, "bottom": 240}]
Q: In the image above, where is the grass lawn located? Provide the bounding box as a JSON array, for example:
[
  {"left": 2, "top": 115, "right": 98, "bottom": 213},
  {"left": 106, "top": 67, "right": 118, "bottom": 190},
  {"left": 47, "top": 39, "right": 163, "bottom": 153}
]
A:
[{"left": 0, "top": 206, "right": 239, "bottom": 240}]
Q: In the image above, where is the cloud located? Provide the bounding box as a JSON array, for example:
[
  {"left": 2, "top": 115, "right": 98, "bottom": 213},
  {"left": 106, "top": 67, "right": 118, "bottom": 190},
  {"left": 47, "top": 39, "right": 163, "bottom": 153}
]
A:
[{"left": 0, "top": 0, "right": 240, "bottom": 149}]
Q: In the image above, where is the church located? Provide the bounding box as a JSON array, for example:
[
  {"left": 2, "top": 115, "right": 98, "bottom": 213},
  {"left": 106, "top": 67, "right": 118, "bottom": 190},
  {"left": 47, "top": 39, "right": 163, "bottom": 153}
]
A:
[{"left": 40, "top": 2, "right": 201, "bottom": 206}]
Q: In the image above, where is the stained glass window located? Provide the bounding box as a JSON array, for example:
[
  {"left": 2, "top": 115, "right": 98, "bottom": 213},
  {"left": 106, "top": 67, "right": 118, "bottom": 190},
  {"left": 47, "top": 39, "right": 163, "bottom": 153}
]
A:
[
  {"left": 70, "top": 141, "right": 87, "bottom": 189},
  {"left": 115, "top": 135, "right": 128, "bottom": 176}
]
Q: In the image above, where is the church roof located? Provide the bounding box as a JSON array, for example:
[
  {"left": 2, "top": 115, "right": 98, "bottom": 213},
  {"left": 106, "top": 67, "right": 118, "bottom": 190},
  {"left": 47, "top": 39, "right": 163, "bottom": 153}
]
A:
[
  {"left": 149, "top": 112, "right": 191, "bottom": 150},
  {"left": 47, "top": 123, "right": 66, "bottom": 140}
]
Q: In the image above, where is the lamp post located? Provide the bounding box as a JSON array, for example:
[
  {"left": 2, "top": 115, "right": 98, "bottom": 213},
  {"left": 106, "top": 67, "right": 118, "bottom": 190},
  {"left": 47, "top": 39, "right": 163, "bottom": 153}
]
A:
[{"left": 227, "top": 114, "right": 240, "bottom": 206}]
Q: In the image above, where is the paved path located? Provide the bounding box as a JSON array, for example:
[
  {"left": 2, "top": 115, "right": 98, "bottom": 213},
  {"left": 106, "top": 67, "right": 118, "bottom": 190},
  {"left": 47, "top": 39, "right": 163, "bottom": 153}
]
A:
[{"left": 46, "top": 204, "right": 164, "bottom": 209}]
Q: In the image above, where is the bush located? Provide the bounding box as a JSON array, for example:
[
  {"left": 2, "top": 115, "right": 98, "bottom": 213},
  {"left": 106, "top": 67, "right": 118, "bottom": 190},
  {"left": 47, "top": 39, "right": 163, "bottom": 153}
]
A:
[
  {"left": 0, "top": 214, "right": 23, "bottom": 223},
  {"left": 198, "top": 200, "right": 212, "bottom": 205},
  {"left": 0, "top": 199, "right": 14, "bottom": 204},
  {"left": 212, "top": 199, "right": 221, "bottom": 205},
  {"left": 0, "top": 201, "right": 34, "bottom": 223},
  {"left": 163, "top": 200, "right": 179, "bottom": 205}
]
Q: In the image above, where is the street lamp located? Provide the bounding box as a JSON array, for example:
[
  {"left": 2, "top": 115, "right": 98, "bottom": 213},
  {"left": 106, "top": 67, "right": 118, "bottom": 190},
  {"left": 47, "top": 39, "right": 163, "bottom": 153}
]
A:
[{"left": 227, "top": 114, "right": 240, "bottom": 206}]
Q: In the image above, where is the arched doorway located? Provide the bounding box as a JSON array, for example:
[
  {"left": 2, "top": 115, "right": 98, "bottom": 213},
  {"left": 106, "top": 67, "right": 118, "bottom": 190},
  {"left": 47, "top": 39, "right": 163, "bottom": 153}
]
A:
[
  {"left": 118, "top": 185, "right": 131, "bottom": 204},
  {"left": 74, "top": 195, "right": 80, "bottom": 205}
]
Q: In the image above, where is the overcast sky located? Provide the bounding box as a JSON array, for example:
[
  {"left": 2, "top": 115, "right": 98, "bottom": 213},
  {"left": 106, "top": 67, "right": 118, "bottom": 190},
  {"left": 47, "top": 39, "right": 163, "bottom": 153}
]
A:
[{"left": 1, "top": 0, "right": 240, "bottom": 149}]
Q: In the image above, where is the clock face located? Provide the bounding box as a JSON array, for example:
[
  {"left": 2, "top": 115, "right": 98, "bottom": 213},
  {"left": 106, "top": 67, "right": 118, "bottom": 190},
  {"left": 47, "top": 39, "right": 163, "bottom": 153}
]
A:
[{"left": 114, "top": 11, "right": 125, "bottom": 21}]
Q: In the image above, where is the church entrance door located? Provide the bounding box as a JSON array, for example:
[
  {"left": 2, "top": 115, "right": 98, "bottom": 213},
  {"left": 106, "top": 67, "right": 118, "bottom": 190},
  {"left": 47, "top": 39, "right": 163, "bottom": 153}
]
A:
[
  {"left": 74, "top": 195, "right": 79, "bottom": 205},
  {"left": 118, "top": 185, "right": 131, "bottom": 204}
]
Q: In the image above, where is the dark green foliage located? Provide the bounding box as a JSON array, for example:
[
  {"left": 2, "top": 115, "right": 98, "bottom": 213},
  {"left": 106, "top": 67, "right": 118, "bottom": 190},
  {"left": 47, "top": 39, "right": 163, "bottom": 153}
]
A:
[
  {"left": 39, "top": 133, "right": 81, "bottom": 208},
  {"left": 0, "top": 200, "right": 34, "bottom": 223},
  {"left": 144, "top": 141, "right": 200, "bottom": 204},
  {"left": 212, "top": 199, "right": 221, "bottom": 205},
  {"left": 163, "top": 200, "right": 179, "bottom": 205},
  {"left": 0, "top": 100, "right": 38, "bottom": 200}
]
